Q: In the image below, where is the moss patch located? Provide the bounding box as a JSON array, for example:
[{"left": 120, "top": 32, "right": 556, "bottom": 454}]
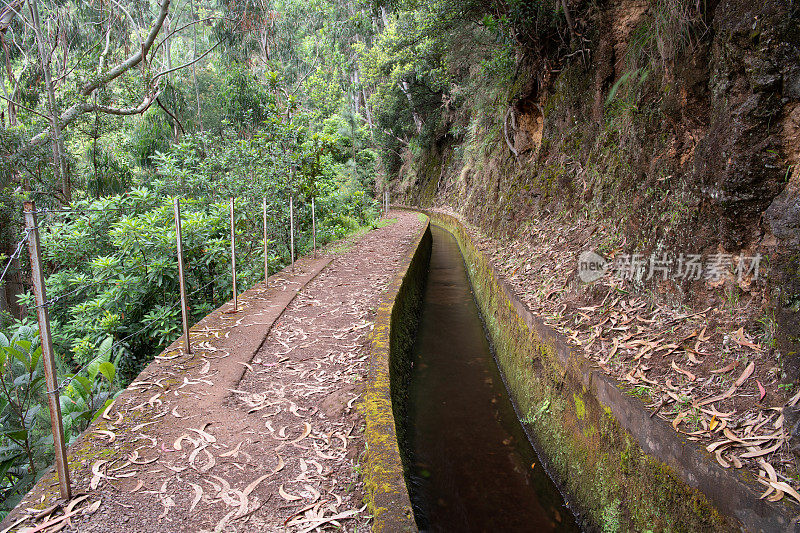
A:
[{"left": 362, "top": 219, "right": 431, "bottom": 532}]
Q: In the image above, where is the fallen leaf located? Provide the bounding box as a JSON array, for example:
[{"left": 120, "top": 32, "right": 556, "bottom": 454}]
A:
[
  {"left": 189, "top": 425, "right": 217, "bottom": 444},
  {"left": 101, "top": 399, "right": 117, "bottom": 421},
  {"left": 707, "top": 440, "right": 731, "bottom": 453},
  {"left": 715, "top": 450, "right": 730, "bottom": 468},
  {"left": 157, "top": 496, "right": 174, "bottom": 520},
  {"left": 732, "top": 327, "right": 762, "bottom": 352},
  {"left": 188, "top": 483, "right": 203, "bottom": 512},
  {"left": 757, "top": 380, "right": 766, "bottom": 401},
  {"left": 741, "top": 441, "right": 783, "bottom": 459},
  {"left": 735, "top": 362, "right": 755, "bottom": 387},
  {"left": 279, "top": 485, "right": 303, "bottom": 501},
  {"left": 711, "top": 360, "right": 738, "bottom": 374},
  {"left": 93, "top": 430, "right": 116, "bottom": 443},
  {"left": 14, "top": 509, "right": 82, "bottom": 533},
  {"left": 294, "top": 506, "right": 367, "bottom": 533},
  {"left": 220, "top": 441, "right": 243, "bottom": 458},
  {"left": 671, "top": 360, "right": 696, "bottom": 381},
  {"left": 90, "top": 460, "right": 111, "bottom": 489},
  {"left": 148, "top": 393, "right": 162, "bottom": 408},
  {"left": 173, "top": 434, "right": 191, "bottom": 450},
  {"left": 686, "top": 351, "right": 703, "bottom": 365},
  {"left": 242, "top": 473, "right": 272, "bottom": 497},
  {"left": 289, "top": 422, "right": 312, "bottom": 444},
  {"left": 273, "top": 455, "right": 285, "bottom": 474},
  {"left": 33, "top": 503, "right": 60, "bottom": 521},
  {"left": 769, "top": 481, "right": 800, "bottom": 505},
  {"left": 673, "top": 412, "right": 689, "bottom": 430},
  {"left": 63, "top": 494, "right": 92, "bottom": 528}
]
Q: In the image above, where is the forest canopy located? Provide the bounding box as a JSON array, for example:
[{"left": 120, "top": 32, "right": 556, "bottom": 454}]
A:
[{"left": 0, "top": 0, "right": 576, "bottom": 514}]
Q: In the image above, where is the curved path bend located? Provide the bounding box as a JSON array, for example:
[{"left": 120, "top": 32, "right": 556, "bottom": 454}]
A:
[{"left": 3, "top": 211, "right": 424, "bottom": 533}]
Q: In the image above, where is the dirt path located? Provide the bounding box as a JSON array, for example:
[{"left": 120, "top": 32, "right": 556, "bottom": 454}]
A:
[{"left": 3, "top": 211, "right": 424, "bottom": 533}]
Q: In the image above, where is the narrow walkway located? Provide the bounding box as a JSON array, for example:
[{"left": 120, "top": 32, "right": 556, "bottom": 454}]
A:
[{"left": 3, "top": 211, "right": 424, "bottom": 533}]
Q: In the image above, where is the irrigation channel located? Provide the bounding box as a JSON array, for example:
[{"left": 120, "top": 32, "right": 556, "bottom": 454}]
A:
[{"left": 402, "top": 225, "right": 579, "bottom": 532}]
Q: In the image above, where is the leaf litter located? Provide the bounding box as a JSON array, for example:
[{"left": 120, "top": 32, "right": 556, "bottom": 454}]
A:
[{"left": 443, "top": 207, "right": 800, "bottom": 508}]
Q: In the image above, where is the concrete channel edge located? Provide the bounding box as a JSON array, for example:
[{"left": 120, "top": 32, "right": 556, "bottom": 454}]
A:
[
  {"left": 363, "top": 216, "right": 431, "bottom": 533},
  {"left": 400, "top": 207, "right": 796, "bottom": 533}
]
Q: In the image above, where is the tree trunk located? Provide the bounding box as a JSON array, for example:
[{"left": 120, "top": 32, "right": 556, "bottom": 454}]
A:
[
  {"left": 380, "top": 6, "right": 389, "bottom": 29},
  {"left": 362, "top": 87, "right": 374, "bottom": 138},
  {"left": 1, "top": 35, "right": 16, "bottom": 126},
  {"left": 190, "top": 0, "right": 203, "bottom": 131},
  {"left": 560, "top": 0, "right": 577, "bottom": 49},
  {"left": 399, "top": 80, "right": 422, "bottom": 133},
  {"left": 29, "top": 0, "right": 70, "bottom": 203},
  {"left": 0, "top": 244, "right": 24, "bottom": 320},
  {"left": 164, "top": 16, "right": 180, "bottom": 141}
]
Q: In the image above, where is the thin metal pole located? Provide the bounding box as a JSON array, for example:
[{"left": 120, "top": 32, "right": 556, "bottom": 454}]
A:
[
  {"left": 264, "top": 196, "right": 269, "bottom": 287},
  {"left": 230, "top": 197, "right": 237, "bottom": 312},
  {"left": 289, "top": 195, "right": 295, "bottom": 272},
  {"left": 23, "top": 201, "right": 71, "bottom": 500},
  {"left": 173, "top": 198, "right": 191, "bottom": 354},
  {"left": 311, "top": 197, "right": 317, "bottom": 258}
]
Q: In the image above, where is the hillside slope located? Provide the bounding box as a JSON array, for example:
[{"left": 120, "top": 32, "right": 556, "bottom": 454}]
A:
[{"left": 393, "top": 0, "right": 798, "bottom": 385}]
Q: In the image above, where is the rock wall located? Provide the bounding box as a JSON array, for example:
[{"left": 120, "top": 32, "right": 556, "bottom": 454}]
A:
[{"left": 397, "top": 0, "right": 800, "bottom": 378}]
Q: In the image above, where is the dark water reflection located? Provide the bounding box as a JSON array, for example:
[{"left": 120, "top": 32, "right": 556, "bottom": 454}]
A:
[{"left": 405, "top": 225, "right": 580, "bottom": 533}]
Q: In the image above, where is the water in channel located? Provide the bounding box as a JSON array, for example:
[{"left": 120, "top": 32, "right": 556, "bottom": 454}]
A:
[{"left": 405, "top": 225, "right": 579, "bottom": 532}]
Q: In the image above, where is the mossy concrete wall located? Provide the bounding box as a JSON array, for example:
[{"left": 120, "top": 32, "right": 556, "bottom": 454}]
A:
[
  {"left": 411, "top": 208, "right": 796, "bottom": 533},
  {"left": 364, "top": 218, "right": 431, "bottom": 532}
]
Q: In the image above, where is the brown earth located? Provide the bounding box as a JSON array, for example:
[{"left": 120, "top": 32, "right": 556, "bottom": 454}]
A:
[{"left": 1, "top": 211, "right": 424, "bottom": 533}]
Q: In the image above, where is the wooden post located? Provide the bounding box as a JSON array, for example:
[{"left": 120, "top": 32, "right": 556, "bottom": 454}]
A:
[
  {"left": 289, "top": 195, "right": 295, "bottom": 272},
  {"left": 173, "top": 198, "right": 191, "bottom": 354},
  {"left": 263, "top": 196, "right": 269, "bottom": 287},
  {"left": 311, "top": 197, "right": 317, "bottom": 258},
  {"left": 230, "top": 197, "right": 237, "bottom": 312},
  {"left": 23, "top": 201, "right": 71, "bottom": 500}
]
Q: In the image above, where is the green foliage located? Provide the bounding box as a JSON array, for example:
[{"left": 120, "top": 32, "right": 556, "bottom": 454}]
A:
[
  {"left": 504, "top": 0, "right": 564, "bottom": 44},
  {"left": 218, "top": 66, "right": 276, "bottom": 131},
  {"left": 0, "top": 323, "right": 45, "bottom": 516},
  {"left": 60, "top": 336, "right": 118, "bottom": 442},
  {"left": 128, "top": 108, "right": 174, "bottom": 169},
  {"left": 30, "top": 119, "right": 379, "bottom": 382},
  {"left": 0, "top": 323, "right": 121, "bottom": 518},
  {"left": 0, "top": 0, "right": 390, "bottom": 516},
  {"left": 624, "top": 0, "right": 704, "bottom": 72}
]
